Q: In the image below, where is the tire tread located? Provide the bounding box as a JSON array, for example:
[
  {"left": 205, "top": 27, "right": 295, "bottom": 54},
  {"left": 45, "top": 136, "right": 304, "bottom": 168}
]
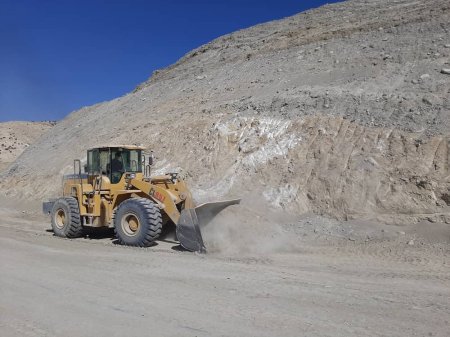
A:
[
  {"left": 51, "top": 197, "right": 83, "bottom": 238},
  {"left": 114, "top": 198, "right": 162, "bottom": 247}
]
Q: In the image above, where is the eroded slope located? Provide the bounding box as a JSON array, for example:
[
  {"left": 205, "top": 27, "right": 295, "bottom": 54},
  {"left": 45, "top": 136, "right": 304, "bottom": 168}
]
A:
[
  {"left": 0, "top": 122, "right": 54, "bottom": 173},
  {"left": 1, "top": 0, "right": 449, "bottom": 224}
]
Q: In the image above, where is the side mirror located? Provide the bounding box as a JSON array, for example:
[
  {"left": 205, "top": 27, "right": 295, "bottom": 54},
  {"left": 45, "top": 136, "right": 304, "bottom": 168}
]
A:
[
  {"left": 149, "top": 152, "right": 154, "bottom": 166},
  {"left": 83, "top": 164, "right": 88, "bottom": 173}
]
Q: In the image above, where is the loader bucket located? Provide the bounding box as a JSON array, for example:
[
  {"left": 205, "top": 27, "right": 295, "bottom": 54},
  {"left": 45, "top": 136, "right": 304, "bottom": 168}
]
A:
[{"left": 176, "top": 199, "right": 241, "bottom": 252}]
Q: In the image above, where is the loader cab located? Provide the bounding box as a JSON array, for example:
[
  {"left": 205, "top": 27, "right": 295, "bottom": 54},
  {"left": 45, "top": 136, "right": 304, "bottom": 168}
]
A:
[{"left": 86, "top": 146, "right": 143, "bottom": 184}]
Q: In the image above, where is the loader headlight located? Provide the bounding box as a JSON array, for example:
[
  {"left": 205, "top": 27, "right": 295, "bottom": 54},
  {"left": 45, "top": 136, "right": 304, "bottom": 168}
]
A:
[{"left": 127, "top": 173, "right": 136, "bottom": 179}]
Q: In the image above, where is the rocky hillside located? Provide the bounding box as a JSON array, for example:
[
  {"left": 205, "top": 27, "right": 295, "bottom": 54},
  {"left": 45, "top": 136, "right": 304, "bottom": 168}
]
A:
[
  {"left": 0, "top": 122, "right": 54, "bottom": 173},
  {"left": 1, "top": 0, "right": 449, "bottom": 224}
]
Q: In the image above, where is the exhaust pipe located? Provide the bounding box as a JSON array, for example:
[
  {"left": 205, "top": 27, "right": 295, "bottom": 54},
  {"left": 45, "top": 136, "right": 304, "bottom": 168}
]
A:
[{"left": 176, "top": 199, "right": 241, "bottom": 252}]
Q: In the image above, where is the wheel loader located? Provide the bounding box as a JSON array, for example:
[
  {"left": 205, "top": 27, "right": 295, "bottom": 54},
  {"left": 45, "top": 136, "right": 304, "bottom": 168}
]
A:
[{"left": 42, "top": 145, "right": 239, "bottom": 252}]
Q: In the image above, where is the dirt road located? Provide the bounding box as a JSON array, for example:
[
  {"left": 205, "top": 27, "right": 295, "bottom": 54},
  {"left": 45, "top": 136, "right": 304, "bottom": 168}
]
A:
[{"left": 1, "top": 204, "right": 449, "bottom": 337}]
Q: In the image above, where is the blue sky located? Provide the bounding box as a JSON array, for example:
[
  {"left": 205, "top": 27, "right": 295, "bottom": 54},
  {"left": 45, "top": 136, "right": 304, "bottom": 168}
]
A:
[{"left": 0, "top": 0, "right": 342, "bottom": 122}]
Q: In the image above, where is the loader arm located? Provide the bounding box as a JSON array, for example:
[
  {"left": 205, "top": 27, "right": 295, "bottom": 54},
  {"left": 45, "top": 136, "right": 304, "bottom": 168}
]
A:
[
  {"left": 130, "top": 176, "right": 240, "bottom": 253},
  {"left": 130, "top": 178, "right": 182, "bottom": 224}
]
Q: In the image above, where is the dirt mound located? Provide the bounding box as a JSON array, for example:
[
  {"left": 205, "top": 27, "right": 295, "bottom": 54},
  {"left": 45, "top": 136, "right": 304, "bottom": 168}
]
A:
[
  {"left": 0, "top": 121, "right": 54, "bottom": 173},
  {"left": 1, "top": 0, "right": 450, "bottom": 225}
]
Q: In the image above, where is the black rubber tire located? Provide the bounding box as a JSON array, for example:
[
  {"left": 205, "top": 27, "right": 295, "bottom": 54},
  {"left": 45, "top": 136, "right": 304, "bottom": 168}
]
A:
[
  {"left": 114, "top": 198, "right": 162, "bottom": 247},
  {"left": 51, "top": 197, "right": 84, "bottom": 238}
]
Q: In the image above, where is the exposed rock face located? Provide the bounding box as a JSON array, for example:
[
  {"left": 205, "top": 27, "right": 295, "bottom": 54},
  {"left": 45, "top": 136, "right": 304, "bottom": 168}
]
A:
[
  {"left": 0, "top": 122, "right": 54, "bottom": 173},
  {"left": 1, "top": 0, "right": 449, "bottom": 224}
]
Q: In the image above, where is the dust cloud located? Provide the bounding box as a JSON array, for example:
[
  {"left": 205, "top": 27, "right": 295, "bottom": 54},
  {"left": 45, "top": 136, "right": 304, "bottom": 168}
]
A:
[{"left": 200, "top": 193, "right": 300, "bottom": 256}]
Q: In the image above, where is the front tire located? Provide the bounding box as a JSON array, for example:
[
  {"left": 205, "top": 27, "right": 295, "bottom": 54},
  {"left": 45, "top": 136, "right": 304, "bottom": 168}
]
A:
[
  {"left": 114, "top": 198, "right": 162, "bottom": 247},
  {"left": 51, "top": 197, "right": 84, "bottom": 238}
]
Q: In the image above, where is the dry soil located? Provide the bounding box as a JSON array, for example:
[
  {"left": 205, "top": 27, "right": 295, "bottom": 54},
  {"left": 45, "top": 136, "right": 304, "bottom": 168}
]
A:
[{"left": 0, "top": 197, "right": 449, "bottom": 337}]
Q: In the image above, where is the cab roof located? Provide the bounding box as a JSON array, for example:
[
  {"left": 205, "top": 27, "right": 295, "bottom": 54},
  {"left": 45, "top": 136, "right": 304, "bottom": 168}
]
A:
[{"left": 88, "top": 145, "right": 146, "bottom": 151}]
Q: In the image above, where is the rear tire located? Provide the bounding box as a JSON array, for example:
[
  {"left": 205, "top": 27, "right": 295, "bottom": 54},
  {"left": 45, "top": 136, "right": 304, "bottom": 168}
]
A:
[
  {"left": 51, "top": 197, "right": 84, "bottom": 238},
  {"left": 114, "top": 198, "right": 162, "bottom": 247}
]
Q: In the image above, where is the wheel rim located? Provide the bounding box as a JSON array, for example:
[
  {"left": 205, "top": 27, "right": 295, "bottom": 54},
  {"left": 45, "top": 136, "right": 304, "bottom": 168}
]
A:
[
  {"left": 121, "top": 212, "right": 140, "bottom": 236},
  {"left": 55, "top": 209, "right": 66, "bottom": 229}
]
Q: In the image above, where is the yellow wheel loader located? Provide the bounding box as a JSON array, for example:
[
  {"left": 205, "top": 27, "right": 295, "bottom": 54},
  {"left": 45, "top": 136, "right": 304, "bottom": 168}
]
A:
[{"left": 43, "top": 145, "right": 239, "bottom": 252}]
